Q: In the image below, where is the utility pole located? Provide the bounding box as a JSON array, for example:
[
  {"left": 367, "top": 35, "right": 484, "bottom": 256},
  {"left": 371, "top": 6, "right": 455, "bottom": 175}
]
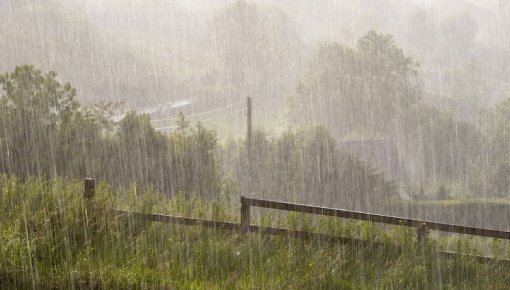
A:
[
  {"left": 246, "top": 97, "right": 252, "bottom": 157},
  {"left": 246, "top": 97, "right": 253, "bottom": 197}
]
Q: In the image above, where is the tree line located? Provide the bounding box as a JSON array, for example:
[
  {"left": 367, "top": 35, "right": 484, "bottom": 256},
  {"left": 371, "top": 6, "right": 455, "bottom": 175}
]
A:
[
  {"left": 0, "top": 65, "right": 394, "bottom": 209},
  {"left": 3, "top": 30, "right": 510, "bottom": 203}
]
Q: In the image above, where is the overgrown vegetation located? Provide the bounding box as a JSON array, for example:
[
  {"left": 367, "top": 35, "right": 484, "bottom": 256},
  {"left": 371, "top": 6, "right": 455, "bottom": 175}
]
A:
[
  {"left": 0, "top": 66, "right": 222, "bottom": 197},
  {"left": 222, "top": 127, "right": 396, "bottom": 210},
  {"left": 288, "top": 31, "right": 510, "bottom": 198},
  {"left": 1, "top": 176, "right": 510, "bottom": 289},
  {"left": 0, "top": 65, "right": 394, "bottom": 209}
]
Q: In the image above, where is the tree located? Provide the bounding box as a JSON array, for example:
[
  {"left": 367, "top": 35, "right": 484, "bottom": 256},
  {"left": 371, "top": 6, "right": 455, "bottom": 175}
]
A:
[
  {"left": 449, "top": 58, "right": 487, "bottom": 121},
  {"left": 113, "top": 112, "right": 171, "bottom": 192},
  {"left": 398, "top": 104, "right": 482, "bottom": 183},
  {"left": 168, "top": 121, "right": 220, "bottom": 197},
  {"left": 0, "top": 65, "right": 78, "bottom": 122},
  {"left": 290, "top": 31, "right": 420, "bottom": 136},
  {"left": 289, "top": 32, "right": 486, "bottom": 189},
  {"left": 224, "top": 126, "right": 396, "bottom": 210},
  {"left": 0, "top": 65, "right": 224, "bottom": 197},
  {"left": 479, "top": 97, "right": 510, "bottom": 196},
  {"left": 0, "top": 65, "right": 79, "bottom": 177}
]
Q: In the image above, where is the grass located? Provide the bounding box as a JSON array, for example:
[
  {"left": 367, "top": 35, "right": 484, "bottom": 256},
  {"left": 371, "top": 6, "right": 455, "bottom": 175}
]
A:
[{"left": 1, "top": 175, "right": 510, "bottom": 289}]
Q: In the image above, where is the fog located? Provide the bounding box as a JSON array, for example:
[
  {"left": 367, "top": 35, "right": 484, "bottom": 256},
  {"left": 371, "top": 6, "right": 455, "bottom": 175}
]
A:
[
  {"left": 3, "top": 0, "right": 510, "bottom": 288},
  {"left": 2, "top": 0, "right": 509, "bottom": 113},
  {"left": 2, "top": 0, "right": 510, "bottom": 202}
]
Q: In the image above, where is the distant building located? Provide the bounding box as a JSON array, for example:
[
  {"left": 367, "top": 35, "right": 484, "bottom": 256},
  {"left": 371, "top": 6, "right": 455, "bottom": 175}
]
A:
[
  {"left": 339, "top": 139, "right": 406, "bottom": 184},
  {"left": 148, "top": 99, "right": 194, "bottom": 133}
]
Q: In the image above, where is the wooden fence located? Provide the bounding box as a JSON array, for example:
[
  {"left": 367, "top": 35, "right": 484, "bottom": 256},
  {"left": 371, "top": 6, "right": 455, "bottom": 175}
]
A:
[
  {"left": 84, "top": 178, "right": 510, "bottom": 263},
  {"left": 240, "top": 196, "right": 510, "bottom": 240}
]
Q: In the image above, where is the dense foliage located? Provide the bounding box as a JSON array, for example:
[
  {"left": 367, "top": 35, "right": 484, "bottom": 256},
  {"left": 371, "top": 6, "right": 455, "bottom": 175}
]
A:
[
  {"left": 289, "top": 32, "right": 420, "bottom": 135},
  {"left": 0, "top": 65, "right": 396, "bottom": 206},
  {"left": 287, "top": 31, "right": 510, "bottom": 198},
  {"left": 0, "top": 65, "right": 221, "bottom": 197},
  {"left": 478, "top": 98, "right": 510, "bottom": 196},
  {"left": 224, "top": 127, "right": 396, "bottom": 210}
]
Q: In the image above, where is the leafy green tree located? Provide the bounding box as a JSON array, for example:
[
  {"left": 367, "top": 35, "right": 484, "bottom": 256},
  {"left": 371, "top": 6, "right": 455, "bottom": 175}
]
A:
[
  {"left": 113, "top": 112, "right": 170, "bottom": 192},
  {"left": 225, "top": 127, "right": 396, "bottom": 210},
  {"left": 168, "top": 122, "right": 220, "bottom": 198},
  {"left": 0, "top": 65, "right": 78, "bottom": 122},
  {"left": 290, "top": 31, "right": 420, "bottom": 135},
  {"left": 449, "top": 58, "right": 488, "bottom": 121},
  {"left": 399, "top": 104, "right": 482, "bottom": 183},
  {"left": 479, "top": 97, "right": 510, "bottom": 196},
  {"left": 0, "top": 65, "right": 79, "bottom": 177},
  {"left": 0, "top": 65, "right": 222, "bottom": 198},
  {"left": 289, "top": 32, "right": 486, "bottom": 189}
]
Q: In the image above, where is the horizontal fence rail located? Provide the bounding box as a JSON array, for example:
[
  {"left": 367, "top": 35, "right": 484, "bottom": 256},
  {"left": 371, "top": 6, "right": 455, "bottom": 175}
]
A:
[
  {"left": 241, "top": 196, "right": 510, "bottom": 240},
  {"left": 113, "top": 209, "right": 509, "bottom": 265},
  {"left": 114, "top": 209, "right": 240, "bottom": 230},
  {"left": 113, "top": 210, "right": 401, "bottom": 251}
]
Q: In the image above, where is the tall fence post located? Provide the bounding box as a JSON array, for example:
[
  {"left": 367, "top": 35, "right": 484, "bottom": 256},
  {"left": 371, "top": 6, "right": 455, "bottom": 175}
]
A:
[
  {"left": 241, "top": 196, "right": 250, "bottom": 233},
  {"left": 84, "top": 178, "right": 95, "bottom": 199}
]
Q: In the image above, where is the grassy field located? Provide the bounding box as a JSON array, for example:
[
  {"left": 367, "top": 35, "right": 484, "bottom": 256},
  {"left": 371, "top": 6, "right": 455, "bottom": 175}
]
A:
[{"left": 1, "top": 176, "right": 510, "bottom": 289}]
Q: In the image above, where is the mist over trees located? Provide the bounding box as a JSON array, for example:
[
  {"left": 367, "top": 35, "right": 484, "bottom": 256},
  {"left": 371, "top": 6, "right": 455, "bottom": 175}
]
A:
[
  {"left": 289, "top": 32, "right": 420, "bottom": 136},
  {"left": 212, "top": 1, "right": 303, "bottom": 118},
  {"left": 3, "top": 0, "right": 508, "bottom": 112},
  {"left": 0, "top": 65, "right": 394, "bottom": 210},
  {"left": 5, "top": 1, "right": 510, "bottom": 288},
  {"left": 2, "top": 0, "right": 510, "bottom": 202},
  {"left": 0, "top": 66, "right": 221, "bottom": 197}
]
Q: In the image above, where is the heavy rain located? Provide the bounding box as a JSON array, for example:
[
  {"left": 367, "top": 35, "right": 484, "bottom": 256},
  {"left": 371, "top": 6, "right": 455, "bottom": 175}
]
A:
[{"left": 1, "top": 0, "right": 510, "bottom": 288}]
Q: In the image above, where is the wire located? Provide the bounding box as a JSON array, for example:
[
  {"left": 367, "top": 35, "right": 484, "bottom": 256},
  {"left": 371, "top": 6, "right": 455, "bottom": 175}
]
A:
[
  {"left": 154, "top": 125, "right": 179, "bottom": 130},
  {"left": 196, "top": 108, "right": 245, "bottom": 124},
  {"left": 154, "top": 108, "right": 245, "bottom": 130},
  {"left": 422, "top": 89, "right": 456, "bottom": 99},
  {"left": 151, "top": 100, "right": 246, "bottom": 122}
]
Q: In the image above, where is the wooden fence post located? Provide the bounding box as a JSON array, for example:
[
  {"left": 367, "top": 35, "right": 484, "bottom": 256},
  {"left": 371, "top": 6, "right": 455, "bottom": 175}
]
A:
[
  {"left": 84, "top": 178, "right": 95, "bottom": 199},
  {"left": 417, "top": 223, "right": 428, "bottom": 248},
  {"left": 241, "top": 196, "right": 250, "bottom": 233}
]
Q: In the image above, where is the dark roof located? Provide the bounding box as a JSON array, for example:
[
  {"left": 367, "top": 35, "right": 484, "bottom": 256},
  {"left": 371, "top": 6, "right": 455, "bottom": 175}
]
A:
[{"left": 340, "top": 139, "right": 404, "bottom": 181}]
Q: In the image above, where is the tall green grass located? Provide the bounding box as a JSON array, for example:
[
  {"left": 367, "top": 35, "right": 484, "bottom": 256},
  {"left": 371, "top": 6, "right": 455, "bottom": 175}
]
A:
[{"left": 1, "top": 175, "right": 509, "bottom": 289}]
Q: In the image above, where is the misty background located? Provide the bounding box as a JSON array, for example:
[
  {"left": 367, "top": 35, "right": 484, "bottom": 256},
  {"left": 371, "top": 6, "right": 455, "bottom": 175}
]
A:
[
  {"left": 2, "top": 0, "right": 509, "bottom": 115},
  {"left": 2, "top": 0, "right": 510, "bottom": 228}
]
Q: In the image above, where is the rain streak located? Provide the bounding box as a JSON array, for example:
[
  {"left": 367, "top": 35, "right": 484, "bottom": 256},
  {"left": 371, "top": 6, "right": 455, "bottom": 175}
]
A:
[{"left": 1, "top": 0, "right": 510, "bottom": 289}]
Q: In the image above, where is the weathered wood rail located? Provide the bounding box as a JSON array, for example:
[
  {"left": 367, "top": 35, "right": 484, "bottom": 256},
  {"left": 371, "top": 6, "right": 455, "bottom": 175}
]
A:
[
  {"left": 240, "top": 196, "right": 510, "bottom": 240},
  {"left": 112, "top": 209, "right": 401, "bottom": 254},
  {"left": 85, "top": 179, "right": 510, "bottom": 263}
]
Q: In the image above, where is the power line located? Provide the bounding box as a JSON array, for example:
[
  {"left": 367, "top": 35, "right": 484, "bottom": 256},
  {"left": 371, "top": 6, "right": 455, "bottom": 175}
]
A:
[
  {"left": 154, "top": 108, "right": 245, "bottom": 131},
  {"left": 196, "top": 108, "right": 245, "bottom": 124},
  {"left": 151, "top": 100, "right": 246, "bottom": 123},
  {"left": 154, "top": 125, "right": 179, "bottom": 130}
]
